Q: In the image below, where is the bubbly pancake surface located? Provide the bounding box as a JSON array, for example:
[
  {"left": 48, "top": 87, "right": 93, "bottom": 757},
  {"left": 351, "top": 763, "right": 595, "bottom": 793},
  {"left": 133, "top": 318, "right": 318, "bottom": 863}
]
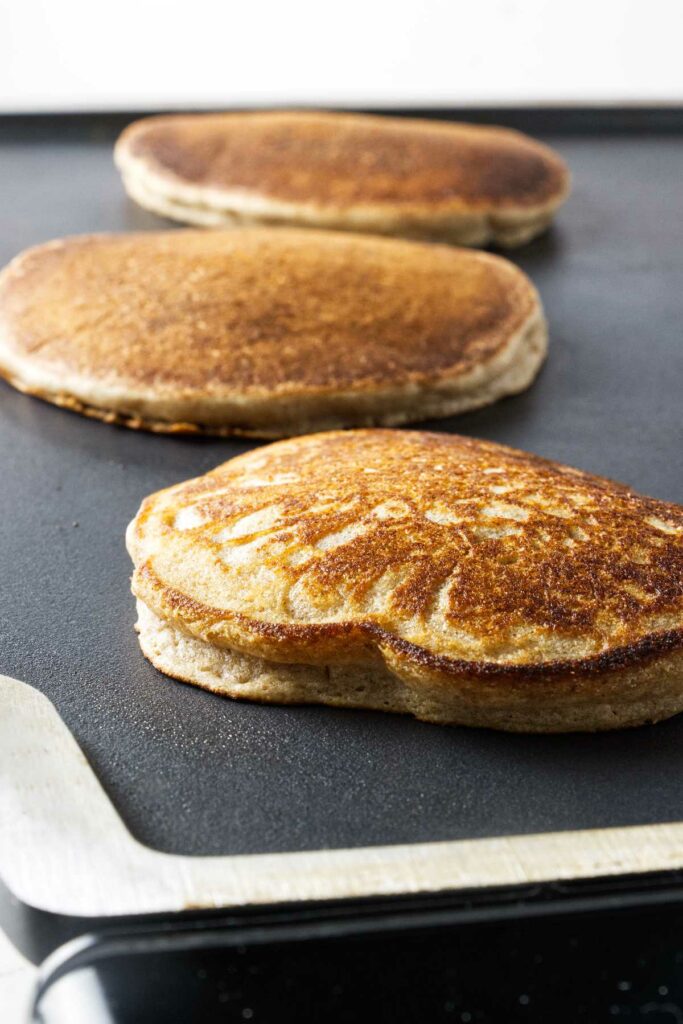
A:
[
  {"left": 115, "top": 111, "right": 570, "bottom": 246},
  {"left": 129, "top": 430, "right": 683, "bottom": 677},
  {"left": 0, "top": 229, "right": 545, "bottom": 436}
]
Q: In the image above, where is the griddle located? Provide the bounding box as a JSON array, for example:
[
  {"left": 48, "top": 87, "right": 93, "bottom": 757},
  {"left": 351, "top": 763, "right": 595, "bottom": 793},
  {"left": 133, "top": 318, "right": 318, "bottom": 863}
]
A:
[
  {"left": 3, "top": 108, "right": 683, "bottom": 1023},
  {"left": 1, "top": 109, "right": 682, "bottom": 864},
  {"left": 2, "top": 110, "right": 679, "bottom": 864}
]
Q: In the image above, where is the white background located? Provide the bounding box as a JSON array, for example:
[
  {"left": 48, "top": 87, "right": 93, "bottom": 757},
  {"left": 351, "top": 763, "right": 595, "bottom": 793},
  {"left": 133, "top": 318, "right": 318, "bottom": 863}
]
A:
[{"left": 0, "top": 0, "right": 682, "bottom": 112}]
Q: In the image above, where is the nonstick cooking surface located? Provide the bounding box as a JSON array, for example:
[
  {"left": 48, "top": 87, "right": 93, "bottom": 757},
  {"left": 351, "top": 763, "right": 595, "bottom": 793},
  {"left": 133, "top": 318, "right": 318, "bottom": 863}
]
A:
[{"left": 1, "top": 114, "right": 682, "bottom": 856}]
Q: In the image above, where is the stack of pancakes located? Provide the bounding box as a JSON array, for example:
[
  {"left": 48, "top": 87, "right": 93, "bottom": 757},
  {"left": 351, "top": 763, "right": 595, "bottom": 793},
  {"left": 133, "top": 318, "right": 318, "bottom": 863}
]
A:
[{"left": 2, "top": 109, "right": 681, "bottom": 732}]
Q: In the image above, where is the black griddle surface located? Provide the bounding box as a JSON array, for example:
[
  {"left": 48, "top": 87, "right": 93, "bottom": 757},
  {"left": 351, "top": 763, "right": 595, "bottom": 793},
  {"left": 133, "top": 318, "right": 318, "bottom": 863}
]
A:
[{"left": 1, "top": 114, "right": 682, "bottom": 857}]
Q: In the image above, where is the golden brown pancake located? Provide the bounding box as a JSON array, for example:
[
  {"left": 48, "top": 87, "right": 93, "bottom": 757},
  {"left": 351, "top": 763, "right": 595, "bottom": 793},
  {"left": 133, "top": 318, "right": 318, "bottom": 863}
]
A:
[
  {"left": 114, "top": 111, "right": 570, "bottom": 247},
  {"left": 0, "top": 229, "right": 546, "bottom": 437},
  {"left": 128, "top": 430, "right": 683, "bottom": 732}
]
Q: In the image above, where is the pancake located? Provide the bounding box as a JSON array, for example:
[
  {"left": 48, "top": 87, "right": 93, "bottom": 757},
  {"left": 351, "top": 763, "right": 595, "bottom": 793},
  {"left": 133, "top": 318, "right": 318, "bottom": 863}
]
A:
[
  {"left": 114, "top": 111, "right": 570, "bottom": 248},
  {"left": 128, "top": 429, "right": 683, "bottom": 733},
  {"left": 0, "top": 229, "right": 546, "bottom": 437}
]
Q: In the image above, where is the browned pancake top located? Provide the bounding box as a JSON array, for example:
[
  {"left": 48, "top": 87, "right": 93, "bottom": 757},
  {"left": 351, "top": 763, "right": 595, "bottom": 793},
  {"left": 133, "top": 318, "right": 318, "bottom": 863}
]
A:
[
  {"left": 119, "top": 111, "right": 569, "bottom": 213},
  {"left": 0, "top": 230, "right": 537, "bottom": 397},
  {"left": 130, "top": 431, "right": 683, "bottom": 675}
]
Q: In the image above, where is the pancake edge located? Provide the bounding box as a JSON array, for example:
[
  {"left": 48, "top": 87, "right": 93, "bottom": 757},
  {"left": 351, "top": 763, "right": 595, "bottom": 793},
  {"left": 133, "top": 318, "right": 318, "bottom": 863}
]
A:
[
  {"left": 135, "top": 600, "right": 683, "bottom": 733},
  {"left": 0, "top": 303, "right": 547, "bottom": 438},
  {"left": 117, "top": 156, "right": 564, "bottom": 248}
]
